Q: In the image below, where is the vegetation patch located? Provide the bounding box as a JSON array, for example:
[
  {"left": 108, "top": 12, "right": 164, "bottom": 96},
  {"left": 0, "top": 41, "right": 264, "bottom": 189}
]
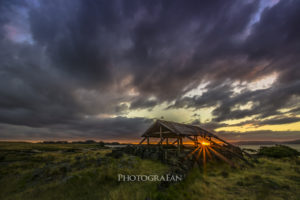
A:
[
  {"left": 258, "top": 145, "right": 299, "bottom": 158},
  {"left": 0, "top": 142, "right": 300, "bottom": 200}
]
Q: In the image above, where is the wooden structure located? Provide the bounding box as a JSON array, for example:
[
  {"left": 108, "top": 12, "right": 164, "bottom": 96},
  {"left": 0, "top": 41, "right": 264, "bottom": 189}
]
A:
[{"left": 139, "top": 120, "right": 250, "bottom": 167}]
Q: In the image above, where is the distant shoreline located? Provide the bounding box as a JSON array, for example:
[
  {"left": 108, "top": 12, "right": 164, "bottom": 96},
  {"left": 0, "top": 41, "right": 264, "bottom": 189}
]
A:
[
  {"left": 0, "top": 139, "right": 299, "bottom": 145},
  {"left": 232, "top": 139, "right": 300, "bottom": 145}
]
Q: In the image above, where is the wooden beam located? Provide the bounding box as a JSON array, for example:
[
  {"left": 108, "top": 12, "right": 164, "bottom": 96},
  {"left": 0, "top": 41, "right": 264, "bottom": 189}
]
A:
[
  {"left": 147, "top": 136, "right": 149, "bottom": 145},
  {"left": 196, "top": 147, "right": 203, "bottom": 160},
  {"left": 186, "top": 146, "right": 201, "bottom": 159},
  {"left": 166, "top": 137, "right": 168, "bottom": 145},
  {"left": 158, "top": 121, "right": 180, "bottom": 135},
  {"left": 186, "top": 135, "right": 196, "bottom": 142},
  {"left": 209, "top": 147, "right": 236, "bottom": 168},
  {"left": 192, "top": 152, "right": 202, "bottom": 167},
  {"left": 186, "top": 135, "right": 197, "bottom": 146},
  {"left": 157, "top": 137, "right": 165, "bottom": 145},
  {"left": 139, "top": 137, "right": 146, "bottom": 145},
  {"left": 150, "top": 131, "right": 173, "bottom": 134},
  {"left": 206, "top": 146, "right": 213, "bottom": 160},
  {"left": 145, "top": 134, "right": 180, "bottom": 138},
  {"left": 210, "top": 140, "right": 249, "bottom": 164}
]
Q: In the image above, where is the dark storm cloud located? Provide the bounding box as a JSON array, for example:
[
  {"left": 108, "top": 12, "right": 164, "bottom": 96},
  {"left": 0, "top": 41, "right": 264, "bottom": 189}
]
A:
[
  {"left": 169, "top": 82, "right": 233, "bottom": 110},
  {"left": 212, "top": 80, "right": 300, "bottom": 122},
  {"left": 217, "top": 130, "right": 300, "bottom": 142},
  {"left": 189, "top": 119, "right": 228, "bottom": 130},
  {"left": 66, "top": 117, "right": 152, "bottom": 139},
  {"left": 29, "top": 0, "right": 115, "bottom": 86},
  {"left": 245, "top": 0, "right": 300, "bottom": 60},
  {"left": 172, "top": 79, "right": 300, "bottom": 122},
  {"left": 0, "top": 117, "right": 152, "bottom": 141},
  {"left": 232, "top": 116, "right": 300, "bottom": 127},
  {"left": 127, "top": 0, "right": 259, "bottom": 100},
  {"left": 130, "top": 98, "right": 158, "bottom": 110},
  {"left": 191, "top": 116, "right": 300, "bottom": 132},
  {"left": 0, "top": 39, "right": 82, "bottom": 127},
  {"left": 0, "top": 0, "right": 299, "bottom": 140},
  {"left": 27, "top": 0, "right": 261, "bottom": 98}
]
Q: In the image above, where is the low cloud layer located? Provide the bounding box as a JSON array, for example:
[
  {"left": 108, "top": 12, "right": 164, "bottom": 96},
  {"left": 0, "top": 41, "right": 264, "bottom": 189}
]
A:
[{"left": 0, "top": 0, "right": 299, "bottom": 141}]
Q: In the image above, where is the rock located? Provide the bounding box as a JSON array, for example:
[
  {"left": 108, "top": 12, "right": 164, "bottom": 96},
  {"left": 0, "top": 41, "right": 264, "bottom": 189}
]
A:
[
  {"left": 31, "top": 168, "right": 43, "bottom": 180},
  {"left": 127, "top": 156, "right": 137, "bottom": 165},
  {"left": 220, "top": 171, "right": 229, "bottom": 178},
  {"left": 65, "top": 149, "right": 77, "bottom": 153},
  {"left": 143, "top": 149, "right": 151, "bottom": 158},
  {"left": 124, "top": 145, "right": 135, "bottom": 154},
  {"left": 45, "top": 177, "right": 53, "bottom": 182},
  {"left": 150, "top": 152, "right": 159, "bottom": 160},
  {"left": 78, "top": 163, "right": 86, "bottom": 169},
  {"left": 105, "top": 150, "right": 123, "bottom": 159},
  {"left": 96, "top": 157, "right": 107, "bottom": 166},
  {"left": 59, "top": 163, "right": 71, "bottom": 173},
  {"left": 31, "top": 149, "right": 42, "bottom": 153},
  {"left": 75, "top": 155, "right": 82, "bottom": 161},
  {"left": 62, "top": 175, "right": 74, "bottom": 183}
]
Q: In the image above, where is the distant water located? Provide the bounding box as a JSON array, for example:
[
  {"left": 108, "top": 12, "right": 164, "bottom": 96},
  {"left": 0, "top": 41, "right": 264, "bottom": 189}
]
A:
[
  {"left": 105, "top": 144, "right": 127, "bottom": 148},
  {"left": 104, "top": 144, "right": 300, "bottom": 151},
  {"left": 239, "top": 144, "right": 300, "bottom": 151}
]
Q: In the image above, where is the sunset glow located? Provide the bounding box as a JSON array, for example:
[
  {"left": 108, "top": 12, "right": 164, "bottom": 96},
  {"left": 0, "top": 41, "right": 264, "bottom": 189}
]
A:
[{"left": 201, "top": 141, "right": 211, "bottom": 146}]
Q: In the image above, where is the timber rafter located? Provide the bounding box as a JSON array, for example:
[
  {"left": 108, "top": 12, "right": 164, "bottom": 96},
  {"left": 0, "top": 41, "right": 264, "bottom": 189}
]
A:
[{"left": 139, "top": 119, "right": 252, "bottom": 168}]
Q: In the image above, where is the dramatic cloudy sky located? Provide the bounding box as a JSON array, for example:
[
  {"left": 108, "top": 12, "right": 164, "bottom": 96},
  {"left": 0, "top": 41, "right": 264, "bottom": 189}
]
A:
[{"left": 0, "top": 0, "right": 299, "bottom": 142}]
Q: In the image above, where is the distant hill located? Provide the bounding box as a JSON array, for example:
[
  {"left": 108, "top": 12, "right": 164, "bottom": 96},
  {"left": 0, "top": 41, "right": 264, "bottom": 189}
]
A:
[
  {"left": 233, "top": 139, "right": 300, "bottom": 145},
  {"left": 281, "top": 139, "right": 300, "bottom": 144}
]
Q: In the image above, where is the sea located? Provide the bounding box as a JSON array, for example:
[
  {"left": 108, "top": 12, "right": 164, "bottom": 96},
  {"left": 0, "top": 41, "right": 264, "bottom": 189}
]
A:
[
  {"left": 105, "top": 144, "right": 300, "bottom": 152},
  {"left": 238, "top": 144, "right": 300, "bottom": 151}
]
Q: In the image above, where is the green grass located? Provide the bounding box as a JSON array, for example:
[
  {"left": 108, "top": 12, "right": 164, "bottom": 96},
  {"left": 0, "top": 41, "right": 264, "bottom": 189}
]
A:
[
  {"left": 155, "top": 157, "right": 300, "bottom": 200},
  {"left": 0, "top": 142, "right": 168, "bottom": 200},
  {"left": 0, "top": 142, "right": 299, "bottom": 200}
]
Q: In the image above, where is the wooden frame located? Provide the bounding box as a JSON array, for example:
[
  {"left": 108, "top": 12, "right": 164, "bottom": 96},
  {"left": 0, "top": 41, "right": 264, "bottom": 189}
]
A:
[{"left": 138, "top": 119, "right": 250, "bottom": 168}]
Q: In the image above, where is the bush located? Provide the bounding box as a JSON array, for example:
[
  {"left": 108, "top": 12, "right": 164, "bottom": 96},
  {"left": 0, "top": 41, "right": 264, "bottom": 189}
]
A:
[
  {"left": 257, "top": 145, "right": 299, "bottom": 158},
  {"left": 98, "top": 141, "right": 105, "bottom": 147},
  {"left": 105, "top": 150, "right": 123, "bottom": 159}
]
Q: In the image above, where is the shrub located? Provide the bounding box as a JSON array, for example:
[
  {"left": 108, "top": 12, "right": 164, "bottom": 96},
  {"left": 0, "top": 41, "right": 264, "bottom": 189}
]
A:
[
  {"left": 98, "top": 141, "right": 105, "bottom": 147},
  {"left": 105, "top": 150, "right": 123, "bottom": 159},
  {"left": 257, "top": 145, "right": 299, "bottom": 158}
]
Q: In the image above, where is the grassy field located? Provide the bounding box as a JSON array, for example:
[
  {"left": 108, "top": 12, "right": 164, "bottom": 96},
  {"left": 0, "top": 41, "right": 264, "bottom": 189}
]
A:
[{"left": 0, "top": 142, "right": 299, "bottom": 200}]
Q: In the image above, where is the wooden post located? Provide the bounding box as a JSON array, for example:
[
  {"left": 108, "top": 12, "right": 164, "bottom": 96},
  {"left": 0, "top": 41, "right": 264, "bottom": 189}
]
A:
[
  {"left": 180, "top": 137, "right": 183, "bottom": 152},
  {"left": 160, "top": 126, "right": 162, "bottom": 147},
  {"left": 166, "top": 137, "right": 169, "bottom": 145},
  {"left": 157, "top": 138, "right": 165, "bottom": 145},
  {"left": 177, "top": 137, "right": 180, "bottom": 153},
  {"left": 147, "top": 136, "right": 149, "bottom": 145},
  {"left": 187, "top": 135, "right": 197, "bottom": 147},
  {"left": 160, "top": 126, "right": 162, "bottom": 139}
]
